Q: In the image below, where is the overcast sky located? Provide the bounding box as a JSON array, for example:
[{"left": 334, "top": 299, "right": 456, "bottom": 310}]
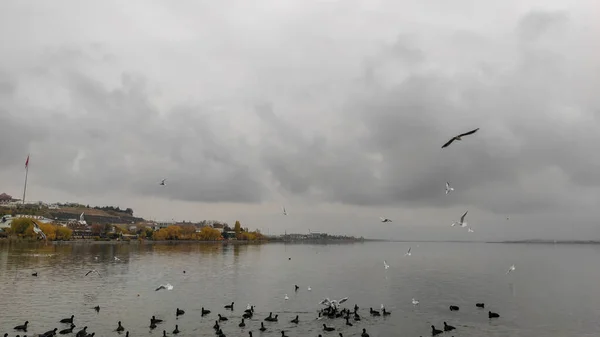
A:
[{"left": 0, "top": 0, "right": 598, "bottom": 240}]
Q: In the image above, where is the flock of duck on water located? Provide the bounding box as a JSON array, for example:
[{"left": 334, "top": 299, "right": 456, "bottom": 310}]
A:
[{"left": 6, "top": 283, "right": 501, "bottom": 337}]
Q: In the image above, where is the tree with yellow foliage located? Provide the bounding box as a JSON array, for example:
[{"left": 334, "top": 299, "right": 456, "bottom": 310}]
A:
[
  {"left": 198, "top": 226, "right": 222, "bottom": 241},
  {"left": 8, "top": 218, "right": 72, "bottom": 240}
]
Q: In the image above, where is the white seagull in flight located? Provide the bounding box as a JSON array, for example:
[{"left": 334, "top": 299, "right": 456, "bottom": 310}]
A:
[
  {"left": 405, "top": 247, "right": 412, "bottom": 256},
  {"left": 452, "top": 211, "right": 469, "bottom": 228},
  {"left": 506, "top": 264, "right": 516, "bottom": 274},
  {"left": 445, "top": 182, "right": 454, "bottom": 195},
  {"left": 467, "top": 227, "right": 474, "bottom": 233},
  {"left": 441, "top": 128, "right": 480, "bottom": 148},
  {"left": 85, "top": 269, "right": 101, "bottom": 277},
  {"left": 380, "top": 217, "right": 392, "bottom": 223},
  {"left": 159, "top": 179, "right": 166, "bottom": 186},
  {"left": 383, "top": 260, "right": 390, "bottom": 269},
  {"left": 319, "top": 297, "right": 348, "bottom": 310},
  {"left": 155, "top": 283, "right": 174, "bottom": 291},
  {"left": 32, "top": 222, "right": 47, "bottom": 240},
  {"left": 282, "top": 206, "right": 287, "bottom": 215}
]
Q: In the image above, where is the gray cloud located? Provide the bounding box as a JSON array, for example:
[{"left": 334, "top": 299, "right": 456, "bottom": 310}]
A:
[{"left": 0, "top": 1, "right": 598, "bottom": 239}]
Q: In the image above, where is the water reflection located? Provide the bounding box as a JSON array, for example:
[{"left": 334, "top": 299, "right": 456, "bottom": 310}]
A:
[{"left": 1, "top": 242, "right": 600, "bottom": 337}]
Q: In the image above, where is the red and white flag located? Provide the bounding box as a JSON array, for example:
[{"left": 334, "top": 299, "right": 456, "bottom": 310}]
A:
[{"left": 25, "top": 155, "right": 29, "bottom": 169}]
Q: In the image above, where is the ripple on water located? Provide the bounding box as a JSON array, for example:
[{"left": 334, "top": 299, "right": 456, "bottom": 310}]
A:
[{"left": 2, "top": 241, "right": 600, "bottom": 337}]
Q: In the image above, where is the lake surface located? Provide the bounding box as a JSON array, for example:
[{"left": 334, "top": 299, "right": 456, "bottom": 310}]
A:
[{"left": 2, "top": 241, "right": 600, "bottom": 337}]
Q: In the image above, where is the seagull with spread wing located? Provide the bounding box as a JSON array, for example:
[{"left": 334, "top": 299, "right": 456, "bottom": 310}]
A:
[
  {"left": 451, "top": 211, "right": 469, "bottom": 228},
  {"left": 441, "top": 128, "right": 480, "bottom": 148},
  {"left": 380, "top": 217, "right": 392, "bottom": 223},
  {"left": 155, "top": 283, "right": 174, "bottom": 291},
  {"left": 159, "top": 179, "right": 166, "bottom": 186},
  {"left": 85, "top": 269, "right": 101, "bottom": 277},
  {"left": 32, "top": 222, "right": 47, "bottom": 240},
  {"left": 445, "top": 182, "right": 454, "bottom": 195},
  {"left": 319, "top": 297, "right": 348, "bottom": 310}
]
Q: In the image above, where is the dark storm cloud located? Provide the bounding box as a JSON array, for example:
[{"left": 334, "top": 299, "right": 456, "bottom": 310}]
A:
[
  {"left": 0, "top": 51, "right": 265, "bottom": 203},
  {"left": 0, "top": 1, "right": 598, "bottom": 224},
  {"left": 257, "top": 8, "right": 600, "bottom": 215}
]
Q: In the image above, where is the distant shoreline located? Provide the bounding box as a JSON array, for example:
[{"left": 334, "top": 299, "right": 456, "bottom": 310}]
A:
[
  {"left": 0, "top": 238, "right": 370, "bottom": 245},
  {"left": 2, "top": 238, "right": 599, "bottom": 245}
]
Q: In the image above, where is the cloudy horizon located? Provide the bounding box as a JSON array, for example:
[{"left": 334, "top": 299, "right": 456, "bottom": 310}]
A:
[{"left": 1, "top": 0, "right": 599, "bottom": 241}]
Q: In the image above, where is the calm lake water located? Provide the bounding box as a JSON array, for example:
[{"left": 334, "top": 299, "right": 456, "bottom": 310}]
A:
[{"left": 2, "top": 241, "right": 600, "bottom": 337}]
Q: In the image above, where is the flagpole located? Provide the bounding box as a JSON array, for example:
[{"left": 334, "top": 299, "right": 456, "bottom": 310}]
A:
[{"left": 23, "top": 156, "right": 29, "bottom": 205}]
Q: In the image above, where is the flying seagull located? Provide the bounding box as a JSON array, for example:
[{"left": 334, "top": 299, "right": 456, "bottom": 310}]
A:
[
  {"left": 32, "top": 222, "right": 47, "bottom": 240},
  {"left": 452, "top": 211, "right": 468, "bottom": 228},
  {"left": 467, "top": 227, "right": 474, "bottom": 233},
  {"left": 412, "top": 298, "right": 419, "bottom": 305},
  {"left": 383, "top": 260, "right": 390, "bottom": 270},
  {"left": 380, "top": 217, "right": 392, "bottom": 223},
  {"left": 159, "top": 179, "right": 166, "bottom": 186},
  {"left": 85, "top": 269, "right": 101, "bottom": 277},
  {"left": 155, "top": 283, "right": 174, "bottom": 291},
  {"left": 319, "top": 297, "right": 348, "bottom": 310},
  {"left": 441, "top": 128, "right": 480, "bottom": 148},
  {"left": 445, "top": 182, "right": 454, "bottom": 195},
  {"left": 282, "top": 206, "right": 287, "bottom": 216},
  {"left": 506, "top": 264, "right": 515, "bottom": 274},
  {"left": 405, "top": 247, "right": 412, "bottom": 256}
]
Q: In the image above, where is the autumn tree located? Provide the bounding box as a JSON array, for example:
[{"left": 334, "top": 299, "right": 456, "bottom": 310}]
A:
[
  {"left": 55, "top": 226, "right": 73, "bottom": 240},
  {"left": 198, "top": 226, "right": 222, "bottom": 241},
  {"left": 181, "top": 225, "right": 196, "bottom": 239},
  {"left": 234, "top": 221, "right": 241, "bottom": 238},
  {"left": 10, "top": 218, "right": 32, "bottom": 235},
  {"left": 38, "top": 223, "right": 57, "bottom": 240}
]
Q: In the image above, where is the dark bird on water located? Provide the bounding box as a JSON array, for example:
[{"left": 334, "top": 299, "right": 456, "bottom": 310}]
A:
[
  {"left": 14, "top": 321, "right": 28, "bottom": 331},
  {"left": 441, "top": 128, "right": 480, "bottom": 148},
  {"left": 75, "top": 326, "right": 88, "bottom": 337},
  {"left": 431, "top": 325, "right": 443, "bottom": 336},
  {"left": 176, "top": 308, "right": 185, "bottom": 316},
  {"left": 60, "top": 315, "right": 75, "bottom": 324},
  {"left": 476, "top": 303, "right": 485, "bottom": 308},
  {"left": 443, "top": 322, "right": 455, "bottom": 331},
  {"left": 489, "top": 311, "right": 500, "bottom": 318},
  {"left": 449, "top": 305, "right": 460, "bottom": 311},
  {"left": 59, "top": 324, "right": 76, "bottom": 334},
  {"left": 41, "top": 328, "right": 58, "bottom": 337}
]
